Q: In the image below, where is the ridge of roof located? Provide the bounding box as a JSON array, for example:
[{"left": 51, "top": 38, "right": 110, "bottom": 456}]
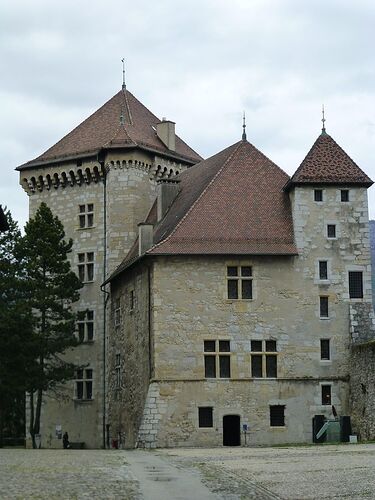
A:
[
  {"left": 286, "top": 132, "right": 373, "bottom": 189},
  {"left": 18, "top": 89, "right": 202, "bottom": 170}
]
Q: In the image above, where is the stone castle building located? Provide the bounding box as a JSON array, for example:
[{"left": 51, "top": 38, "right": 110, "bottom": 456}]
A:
[
  {"left": 18, "top": 86, "right": 375, "bottom": 448},
  {"left": 17, "top": 86, "right": 201, "bottom": 448}
]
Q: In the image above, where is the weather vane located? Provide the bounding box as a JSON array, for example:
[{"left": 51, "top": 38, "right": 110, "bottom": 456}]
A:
[
  {"left": 242, "top": 111, "right": 247, "bottom": 141},
  {"left": 321, "top": 104, "right": 326, "bottom": 133},
  {"left": 121, "top": 58, "right": 126, "bottom": 90}
]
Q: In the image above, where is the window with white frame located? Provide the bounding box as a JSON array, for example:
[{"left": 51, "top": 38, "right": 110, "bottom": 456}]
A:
[
  {"left": 78, "top": 252, "right": 94, "bottom": 282},
  {"left": 227, "top": 266, "right": 253, "bottom": 299},
  {"left": 250, "top": 340, "right": 277, "bottom": 378},
  {"left": 321, "top": 384, "right": 331, "bottom": 405},
  {"left": 204, "top": 340, "right": 231, "bottom": 378},
  {"left": 79, "top": 204, "right": 94, "bottom": 228},
  {"left": 319, "top": 260, "right": 328, "bottom": 280},
  {"left": 320, "top": 339, "right": 330, "bottom": 360},
  {"left": 75, "top": 368, "right": 93, "bottom": 400},
  {"left": 319, "top": 296, "right": 329, "bottom": 318},
  {"left": 77, "top": 310, "right": 94, "bottom": 342}
]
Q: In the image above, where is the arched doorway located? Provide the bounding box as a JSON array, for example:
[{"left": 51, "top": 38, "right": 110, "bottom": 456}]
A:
[{"left": 223, "top": 415, "right": 241, "bottom": 446}]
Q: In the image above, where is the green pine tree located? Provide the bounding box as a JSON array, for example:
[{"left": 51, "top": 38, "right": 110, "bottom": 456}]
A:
[
  {"left": 21, "top": 203, "right": 83, "bottom": 449},
  {"left": 0, "top": 209, "right": 32, "bottom": 447}
]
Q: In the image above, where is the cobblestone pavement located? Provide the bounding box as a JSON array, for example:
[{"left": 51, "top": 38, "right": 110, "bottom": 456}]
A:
[{"left": 1, "top": 444, "right": 375, "bottom": 499}]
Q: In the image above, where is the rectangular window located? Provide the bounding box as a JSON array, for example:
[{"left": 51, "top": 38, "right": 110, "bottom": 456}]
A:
[
  {"left": 251, "top": 340, "right": 278, "bottom": 378},
  {"left": 114, "top": 298, "right": 121, "bottom": 326},
  {"left": 314, "top": 189, "right": 323, "bottom": 202},
  {"left": 75, "top": 368, "right": 93, "bottom": 400},
  {"left": 266, "top": 355, "right": 277, "bottom": 378},
  {"left": 204, "top": 340, "right": 231, "bottom": 378},
  {"left": 341, "top": 190, "right": 349, "bottom": 202},
  {"left": 77, "top": 310, "right": 94, "bottom": 342},
  {"left": 115, "top": 353, "right": 121, "bottom": 389},
  {"left": 129, "top": 290, "right": 135, "bottom": 310},
  {"left": 198, "top": 407, "right": 213, "bottom": 428},
  {"left": 319, "top": 261, "right": 328, "bottom": 280},
  {"left": 321, "top": 385, "right": 331, "bottom": 405},
  {"left": 204, "top": 355, "right": 216, "bottom": 378},
  {"left": 327, "top": 224, "right": 336, "bottom": 239},
  {"left": 251, "top": 354, "right": 263, "bottom": 377},
  {"left": 270, "top": 405, "right": 285, "bottom": 426},
  {"left": 79, "top": 204, "right": 94, "bottom": 228},
  {"left": 227, "top": 266, "right": 253, "bottom": 300},
  {"left": 320, "top": 339, "right": 330, "bottom": 360},
  {"left": 349, "top": 271, "right": 363, "bottom": 299},
  {"left": 320, "top": 296, "right": 329, "bottom": 318},
  {"left": 78, "top": 252, "right": 94, "bottom": 282}
]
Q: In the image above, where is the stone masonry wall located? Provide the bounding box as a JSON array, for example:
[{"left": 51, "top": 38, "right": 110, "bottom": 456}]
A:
[{"left": 350, "top": 343, "right": 375, "bottom": 440}]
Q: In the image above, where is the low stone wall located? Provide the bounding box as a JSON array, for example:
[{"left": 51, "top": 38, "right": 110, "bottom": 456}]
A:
[{"left": 350, "top": 342, "right": 375, "bottom": 440}]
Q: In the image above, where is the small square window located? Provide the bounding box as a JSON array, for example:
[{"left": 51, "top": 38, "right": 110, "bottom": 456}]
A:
[
  {"left": 314, "top": 189, "right": 323, "bottom": 202},
  {"left": 319, "top": 261, "right": 328, "bottom": 280},
  {"left": 321, "top": 385, "right": 331, "bottom": 405},
  {"left": 341, "top": 190, "right": 349, "bottom": 202},
  {"left": 327, "top": 225, "right": 336, "bottom": 239},
  {"left": 198, "top": 407, "right": 213, "bottom": 428},
  {"left": 227, "top": 266, "right": 238, "bottom": 277},
  {"left": 270, "top": 405, "right": 285, "bottom": 426},
  {"left": 320, "top": 296, "right": 329, "bottom": 318},
  {"left": 320, "top": 339, "right": 330, "bottom": 360},
  {"left": 204, "top": 340, "right": 216, "bottom": 352},
  {"left": 251, "top": 340, "right": 262, "bottom": 352},
  {"left": 265, "top": 340, "right": 277, "bottom": 352},
  {"left": 219, "top": 340, "right": 230, "bottom": 352}
]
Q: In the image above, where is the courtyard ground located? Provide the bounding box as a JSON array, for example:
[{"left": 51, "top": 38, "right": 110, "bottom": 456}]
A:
[{"left": 0, "top": 443, "right": 374, "bottom": 499}]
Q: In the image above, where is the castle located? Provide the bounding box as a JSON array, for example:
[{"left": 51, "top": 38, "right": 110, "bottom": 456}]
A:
[{"left": 18, "top": 86, "right": 375, "bottom": 448}]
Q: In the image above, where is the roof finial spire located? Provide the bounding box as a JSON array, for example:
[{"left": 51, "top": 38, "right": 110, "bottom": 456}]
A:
[
  {"left": 121, "top": 58, "right": 126, "bottom": 90},
  {"left": 321, "top": 104, "right": 326, "bottom": 134},
  {"left": 242, "top": 111, "right": 247, "bottom": 141}
]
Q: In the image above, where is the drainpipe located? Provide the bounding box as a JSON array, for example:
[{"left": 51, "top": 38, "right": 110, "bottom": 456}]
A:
[{"left": 101, "top": 160, "right": 108, "bottom": 449}]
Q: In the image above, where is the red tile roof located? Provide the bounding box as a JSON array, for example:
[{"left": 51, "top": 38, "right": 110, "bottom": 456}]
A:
[
  {"left": 18, "top": 89, "right": 201, "bottom": 170},
  {"left": 285, "top": 132, "right": 373, "bottom": 189},
  {"left": 148, "top": 140, "right": 297, "bottom": 256},
  {"left": 108, "top": 139, "right": 298, "bottom": 281}
]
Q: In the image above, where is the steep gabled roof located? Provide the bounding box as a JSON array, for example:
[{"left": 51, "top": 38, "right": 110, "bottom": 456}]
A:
[
  {"left": 18, "top": 89, "right": 201, "bottom": 170},
  {"left": 149, "top": 139, "right": 297, "bottom": 255},
  {"left": 108, "top": 139, "right": 297, "bottom": 281},
  {"left": 285, "top": 132, "right": 373, "bottom": 189}
]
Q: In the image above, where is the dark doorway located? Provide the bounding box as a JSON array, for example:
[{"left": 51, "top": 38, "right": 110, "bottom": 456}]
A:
[{"left": 223, "top": 415, "right": 240, "bottom": 446}]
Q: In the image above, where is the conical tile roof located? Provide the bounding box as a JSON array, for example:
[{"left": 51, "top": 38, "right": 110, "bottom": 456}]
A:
[
  {"left": 286, "top": 132, "right": 372, "bottom": 189},
  {"left": 18, "top": 89, "right": 201, "bottom": 170}
]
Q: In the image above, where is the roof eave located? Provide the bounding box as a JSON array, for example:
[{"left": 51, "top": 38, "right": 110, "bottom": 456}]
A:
[{"left": 284, "top": 179, "right": 373, "bottom": 192}]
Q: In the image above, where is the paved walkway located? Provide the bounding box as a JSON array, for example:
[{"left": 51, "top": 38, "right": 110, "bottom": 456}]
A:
[{"left": 125, "top": 450, "right": 218, "bottom": 500}]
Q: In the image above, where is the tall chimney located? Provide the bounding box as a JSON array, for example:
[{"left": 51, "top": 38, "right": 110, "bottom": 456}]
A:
[
  {"left": 156, "top": 119, "right": 176, "bottom": 151},
  {"left": 157, "top": 179, "right": 180, "bottom": 222},
  {"left": 138, "top": 223, "right": 154, "bottom": 256}
]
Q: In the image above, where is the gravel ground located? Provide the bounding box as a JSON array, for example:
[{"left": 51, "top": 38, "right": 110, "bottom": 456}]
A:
[
  {"left": 1, "top": 444, "right": 375, "bottom": 499},
  {"left": 161, "top": 443, "right": 375, "bottom": 499}
]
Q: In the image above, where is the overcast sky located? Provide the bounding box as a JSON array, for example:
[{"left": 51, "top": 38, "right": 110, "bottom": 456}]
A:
[{"left": 1, "top": 0, "right": 374, "bottom": 229}]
